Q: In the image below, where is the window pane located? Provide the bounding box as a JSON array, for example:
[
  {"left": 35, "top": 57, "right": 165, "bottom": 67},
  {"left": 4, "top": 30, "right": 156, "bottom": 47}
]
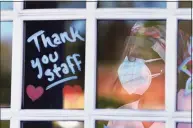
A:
[
  {"left": 97, "top": 20, "right": 166, "bottom": 110},
  {"left": 24, "top": 1, "right": 86, "bottom": 9},
  {"left": 0, "top": 21, "right": 12, "bottom": 108},
  {"left": 0, "top": 1, "right": 13, "bottom": 10},
  {"left": 0, "top": 121, "right": 10, "bottom": 128},
  {"left": 21, "top": 121, "right": 84, "bottom": 128},
  {"left": 22, "top": 20, "right": 85, "bottom": 109},
  {"left": 178, "top": 0, "right": 192, "bottom": 8},
  {"left": 177, "top": 20, "right": 192, "bottom": 111},
  {"left": 97, "top": 1, "right": 166, "bottom": 8},
  {"left": 96, "top": 120, "right": 165, "bottom": 128},
  {"left": 176, "top": 122, "right": 192, "bottom": 128}
]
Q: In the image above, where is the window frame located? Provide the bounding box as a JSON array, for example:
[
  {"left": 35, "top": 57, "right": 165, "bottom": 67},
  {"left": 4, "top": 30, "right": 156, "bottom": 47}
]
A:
[{"left": 0, "top": 0, "right": 192, "bottom": 128}]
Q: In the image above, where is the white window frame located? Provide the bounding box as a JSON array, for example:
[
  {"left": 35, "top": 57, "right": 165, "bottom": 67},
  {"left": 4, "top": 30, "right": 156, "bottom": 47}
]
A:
[{"left": 0, "top": 0, "right": 192, "bottom": 128}]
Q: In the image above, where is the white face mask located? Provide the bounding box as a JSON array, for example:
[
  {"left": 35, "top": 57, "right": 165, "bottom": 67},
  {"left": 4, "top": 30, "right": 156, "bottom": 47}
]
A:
[{"left": 118, "top": 56, "right": 163, "bottom": 95}]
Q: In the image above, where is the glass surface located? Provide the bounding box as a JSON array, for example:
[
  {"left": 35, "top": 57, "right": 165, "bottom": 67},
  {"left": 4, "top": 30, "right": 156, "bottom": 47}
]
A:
[
  {"left": 176, "top": 122, "right": 192, "bottom": 128},
  {"left": 0, "top": 21, "right": 12, "bottom": 108},
  {"left": 0, "top": 1, "right": 13, "bottom": 10},
  {"left": 97, "top": 1, "right": 166, "bottom": 8},
  {"left": 97, "top": 20, "right": 166, "bottom": 110},
  {"left": 177, "top": 20, "right": 192, "bottom": 111},
  {"left": 22, "top": 20, "right": 85, "bottom": 109},
  {"left": 21, "top": 121, "right": 84, "bottom": 128},
  {"left": 96, "top": 120, "right": 165, "bottom": 128},
  {"left": 0, "top": 121, "right": 10, "bottom": 128},
  {"left": 178, "top": 0, "right": 192, "bottom": 8},
  {"left": 24, "top": 1, "right": 86, "bottom": 9}
]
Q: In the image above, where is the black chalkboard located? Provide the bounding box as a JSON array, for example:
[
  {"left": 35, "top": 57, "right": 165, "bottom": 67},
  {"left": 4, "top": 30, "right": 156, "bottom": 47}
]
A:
[{"left": 22, "top": 20, "right": 85, "bottom": 109}]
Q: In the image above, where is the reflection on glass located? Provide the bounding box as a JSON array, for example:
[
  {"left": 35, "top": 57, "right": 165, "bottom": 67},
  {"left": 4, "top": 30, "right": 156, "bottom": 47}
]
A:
[
  {"left": 0, "top": 21, "right": 12, "bottom": 108},
  {"left": 0, "top": 120, "right": 10, "bottom": 128},
  {"left": 178, "top": 1, "right": 192, "bottom": 8},
  {"left": 96, "top": 120, "right": 165, "bottom": 128},
  {"left": 21, "top": 121, "right": 84, "bottom": 128},
  {"left": 97, "top": 20, "right": 166, "bottom": 110},
  {"left": 177, "top": 20, "right": 192, "bottom": 111},
  {"left": 23, "top": 20, "right": 85, "bottom": 109},
  {"left": 98, "top": 1, "right": 166, "bottom": 8},
  {"left": 0, "top": 1, "right": 13, "bottom": 10},
  {"left": 176, "top": 122, "right": 192, "bottom": 128},
  {"left": 24, "top": 1, "right": 86, "bottom": 9}
]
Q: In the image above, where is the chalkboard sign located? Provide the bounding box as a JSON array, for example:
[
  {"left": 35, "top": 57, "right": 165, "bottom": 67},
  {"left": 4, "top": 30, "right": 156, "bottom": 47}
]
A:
[{"left": 22, "top": 20, "right": 85, "bottom": 109}]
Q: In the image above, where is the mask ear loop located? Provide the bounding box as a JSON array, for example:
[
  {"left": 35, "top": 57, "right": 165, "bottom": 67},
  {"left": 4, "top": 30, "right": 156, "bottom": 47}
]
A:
[
  {"left": 151, "top": 70, "right": 163, "bottom": 78},
  {"left": 144, "top": 58, "right": 164, "bottom": 78},
  {"left": 144, "top": 58, "right": 162, "bottom": 63}
]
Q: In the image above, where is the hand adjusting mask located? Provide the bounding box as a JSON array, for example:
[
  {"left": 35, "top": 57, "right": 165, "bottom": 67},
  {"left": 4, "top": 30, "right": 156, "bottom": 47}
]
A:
[{"left": 117, "top": 22, "right": 165, "bottom": 95}]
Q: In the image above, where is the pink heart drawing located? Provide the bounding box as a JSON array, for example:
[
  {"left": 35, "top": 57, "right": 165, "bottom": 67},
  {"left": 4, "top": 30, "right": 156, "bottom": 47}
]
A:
[{"left": 26, "top": 85, "right": 44, "bottom": 101}]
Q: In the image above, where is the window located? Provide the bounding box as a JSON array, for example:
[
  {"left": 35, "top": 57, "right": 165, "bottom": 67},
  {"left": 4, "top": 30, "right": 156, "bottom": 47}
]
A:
[
  {"left": 177, "top": 20, "right": 192, "bottom": 112},
  {"left": 97, "top": 20, "right": 166, "bottom": 110},
  {"left": 0, "top": 1, "right": 192, "bottom": 128},
  {"left": 0, "top": 1, "right": 13, "bottom": 10},
  {"left": 178, "top": 0, "right": 192, "bottom": 8},
  {"left": 21, "top": 121, "right": 84, "bottom": 128},
  {"left": 0, "top": 21, "right": 12, "bottom": 108},
  {"left": 97, "top": 1, "right": 166, "bottom": 8},
  {"left": 0, "top": 120, "right": 10, "bottom": 128},
  {"left": 24, "top": 1, "right": 86, "bottom": 9},
  {"left": 23, "top": 20, "right": 85, "bottom": 109},
  {"left": 176, "top": 122, "right": 192, "bottom": 128}
]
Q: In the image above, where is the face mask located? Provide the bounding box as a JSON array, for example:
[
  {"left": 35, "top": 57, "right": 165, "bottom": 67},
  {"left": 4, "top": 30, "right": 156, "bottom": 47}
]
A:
[{"left": 118, "top": 56, "right": 163, "bottom": 95}]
